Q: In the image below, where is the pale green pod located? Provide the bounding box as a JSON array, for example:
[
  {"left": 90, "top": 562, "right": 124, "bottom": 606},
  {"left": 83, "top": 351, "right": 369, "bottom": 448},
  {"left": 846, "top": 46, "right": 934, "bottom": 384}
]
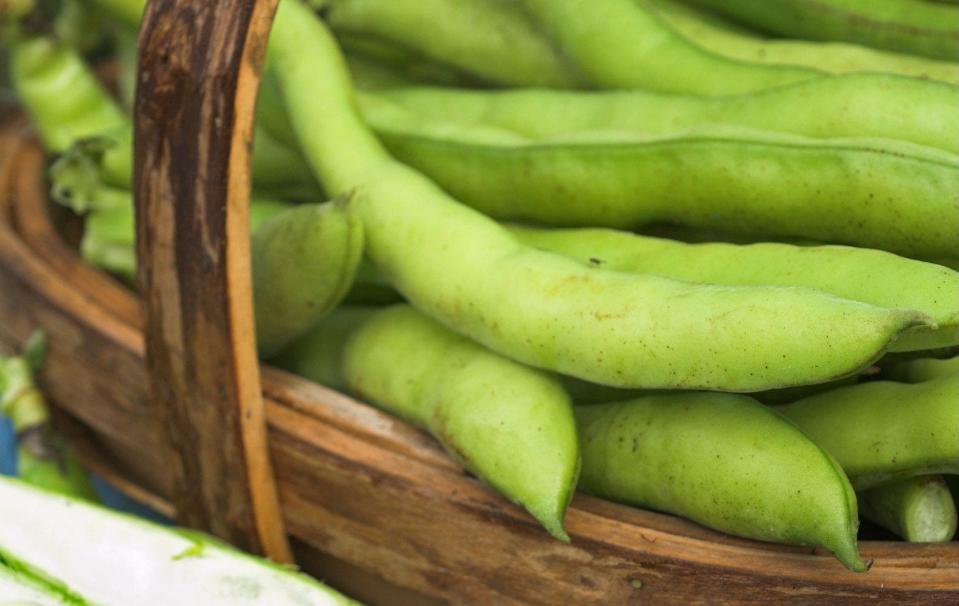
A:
[
  {"left": 370, "top": 119, "right": 959, "bottom": 259},
  {"left": 338, "top": 33, "right": 481, "bottom": 89},
  {"left": 520, "top": 0, "right": 819, "bottom": 94},
  {"left": 253, "top": 199, "right": 364, "bottom": 357},
  {"left": 576, "top": 395, "right": 864, "bottom": 571},
  {"left": 270, "top": 307, "right": 377, "bottom": 391},
  {"left": 9, "top": 36, "right": 127, "bottom": 152},
  {"left": 684, "top": 0, "right": 959, "bottom": 62},
  {"left": 54, "top": 182, "right": 292, "bottom": 284},
  {"left": 509, "top": 225, "right": 959, "bottom": 352},
  {"left": 778, "top": 374, "right": 959, "bottom": 489},
  {"left": 370, "top": 72, "right": 959, "bottom": 155},
  {"left": 324, "top": 0, "right": 582, "bottom": 88},
  {"left": 64, "top": 121, "right": 321, "bottom": 202},
  {"left": 268, "top": 0, "right": 930, "bottom": 392},
  {"left": 859, "top": 476, "right": 957, "bottom": 542},
  {"left": 884, "top": 354, "right": 959, "bottom": 383},
  {"left": 278, "top": 305, "right": 581, "bottom": 540},
  {"left": 650, "top": 0, "right": 959, "bottom": 85}
]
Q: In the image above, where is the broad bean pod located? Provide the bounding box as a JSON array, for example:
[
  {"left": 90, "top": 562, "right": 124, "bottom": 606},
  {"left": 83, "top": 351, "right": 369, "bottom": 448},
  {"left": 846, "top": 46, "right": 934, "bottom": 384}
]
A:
[
  {"left": 651, "top": 0, "right": 959, "bottom": 84},
  {"left": 271, "top": 306, "right": 376, "bottom": 391},
  {"left": 76, "top": 194, "right": 290, "bottom": 284},
  {"left": 520, "top": 0, "right": 820, "bottom": 94},
  {"left": 323, "top": 0, "right": 583, "bottom": 88},
  {"left": 60, "top": 123, "right": 322, "bottom": 203},
  {"left": 509, "top": 225, "right": 959, "bottom": 352},
  {"left": 276, "top": 305, "right": 581, "bottom": 540},
  {"left": 884, "top": 354, "right": 959, "bottom": 383},
  {"left": 368, "top": 116, "right": 959, "bottom": 259},
  {"left": 576, "top": 395, "right": 864, "bottom": 571},
  {"left": 88, "top": 0, "right": 143, "bottom": 28},
  {"left": 682, "top": 0, "right": 959, "bottom": 61},
  {"left": 59, "top": 183, "right": 360, "bottom": 355},
  {"left": 337, "top": 32, "right": 481, "bottom": 89},
  {"left": 369, "top": 72, "right": 959, "bottom": 155},
  {"left": 253, "top": 198, "right": 364, "bottom": 357},
  {"left": 268, "top": 0, "right": 930, "bottom": 392},
  {"left": 777, "top": 374, "right": 959, "bottom": 489},
  {"left": 9, "top": 35, "right": 126, "bottom": 152},
  {"left": 859, "top": 476, "right": 957, "bottom": 542}
]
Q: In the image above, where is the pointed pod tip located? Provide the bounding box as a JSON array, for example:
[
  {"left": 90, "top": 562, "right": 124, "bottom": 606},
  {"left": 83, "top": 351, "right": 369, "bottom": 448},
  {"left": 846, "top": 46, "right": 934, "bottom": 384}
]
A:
[{"left": 835, "top": 545, "right": 869, "bottom": 573}]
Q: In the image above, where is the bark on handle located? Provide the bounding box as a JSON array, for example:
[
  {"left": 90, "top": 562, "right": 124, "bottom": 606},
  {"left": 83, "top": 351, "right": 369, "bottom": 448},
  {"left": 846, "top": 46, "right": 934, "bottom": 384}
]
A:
[{"left": 133, "top": 0, "right": 291, "bottom": 563}]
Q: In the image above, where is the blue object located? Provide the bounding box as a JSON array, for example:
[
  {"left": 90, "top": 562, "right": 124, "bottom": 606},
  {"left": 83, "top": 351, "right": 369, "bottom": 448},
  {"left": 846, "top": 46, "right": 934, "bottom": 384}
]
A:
[
  {"left": 0, "top": 418, "right": 17, "bottom": 476},
  {"left": 0, "top": 417, "right": 171, "bottom": 525}
]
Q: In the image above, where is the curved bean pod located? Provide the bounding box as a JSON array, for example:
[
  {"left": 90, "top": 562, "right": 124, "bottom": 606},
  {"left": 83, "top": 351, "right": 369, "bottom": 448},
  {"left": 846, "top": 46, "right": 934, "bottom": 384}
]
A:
[
  {"left": 682, "top": 0, "right": 959, "bottom": 61},
  {"left": 651, "top": 0, "right": 959, "bottom": 84},
  {"left": 269, "top": 0, "right": 930, "bottom": 392},
  {"left": 520, "top": 0, "right": 819, "bottom": 94},
  {"left": 253, "top": 198, "right": 364, "bottom": 357},
  {"left": 859, "top": 476, "right": 957, "bottom": 542},
  {"left": 9, "top": 35, "right": 127, "bottom": 152},
  {"left": 509, "top": 225, "right": 959, "bottom": 352},
  {"left": 324, "top": 0, "right": 582, "bottom": 88},
  {"left": 777, "top": 374, "right": 959, "bottom": 489},
  {"left": 370, "top": 119, "right": 959, "bottom": 259},
  {"left": 369, "top": 72, "right": 959, "bottom": 155},
  {"left": 576, "top": 395, "right": 864, "bottom": 571},
  {"left": 276, "top": 305, "right": 581, "bottom": 540}
]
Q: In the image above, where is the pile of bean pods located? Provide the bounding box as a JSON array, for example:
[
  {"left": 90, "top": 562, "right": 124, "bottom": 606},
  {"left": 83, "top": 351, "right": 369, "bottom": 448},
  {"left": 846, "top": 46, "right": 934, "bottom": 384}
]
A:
[{"left": 3, "top": 0, "right": 959, "bottom": 572}]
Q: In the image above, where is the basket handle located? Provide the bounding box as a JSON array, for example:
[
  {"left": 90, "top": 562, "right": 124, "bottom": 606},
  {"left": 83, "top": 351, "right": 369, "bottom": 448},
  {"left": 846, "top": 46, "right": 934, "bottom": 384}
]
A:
[{"left": 133, "top": 0, "right": 292, "bottom": 563}]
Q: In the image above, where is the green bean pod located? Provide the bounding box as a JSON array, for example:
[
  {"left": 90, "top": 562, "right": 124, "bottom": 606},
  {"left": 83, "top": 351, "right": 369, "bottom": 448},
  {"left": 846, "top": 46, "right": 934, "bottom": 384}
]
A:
[
  {"left": 88, "top": 0, "right": 144, "bottom": 28},
  {"left": 56, "top": 123, "right": 321, "bottom": 203},
  {"left": 9, "top": 35, "right": 127, "bottom": 152},
  {"left": 884, "top": 354, "right": 959, "bottom": 383},
  {"left": 509, "top": 225, "right": 959, "bottom": 352},
  {"left": 369, "top": 72, "right": 959, "bottom": 155},
  {"left": 859, "top": 476, "right": 957, "bottom": 542},
  {"left": 276, "top": 305, "right": 581, "bottom": 540},
  {"left": 324, "top": 0, "right": 582, "bottom": 88},
  {"left": 253, "top": 198, "right": 365, "bottom": 357},
  {"left": 77, "top": 195, "right": 291, "bottom": 284},
  {"left": 777, "top": 374, "right": 959, "bottom": 489},
  {"left": 651, "top": 0, "right": 959, "bottom": 85},
  {"left": 269, "top": 0, "right": 930, "bottom": 392},
  {"left": 271, "top": 306, "right": 377, "bottom": 391},
  {"left": 370, "top": 118, "right": 959, "bottom": 259},
  {"left": 683, "top": 0, "right": 959, "bottom": 61},
  {"left": 337, "top": 32, "right": 482, "bottom": 89},
  {"left": 520, "top": 0, "right": 820, "bottom": 94},
  {"left": 50, "top": 160, "right": 293, "bottom": 285},
  {"left": 576, "top": 395, "right": 864, "bottom": 571}
]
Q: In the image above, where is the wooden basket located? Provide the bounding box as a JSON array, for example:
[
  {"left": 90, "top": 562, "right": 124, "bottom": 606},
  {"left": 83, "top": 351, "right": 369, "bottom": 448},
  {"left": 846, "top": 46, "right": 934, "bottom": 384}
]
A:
[{"left": 1, "top": 1, "right": 957, "bottom": 603}]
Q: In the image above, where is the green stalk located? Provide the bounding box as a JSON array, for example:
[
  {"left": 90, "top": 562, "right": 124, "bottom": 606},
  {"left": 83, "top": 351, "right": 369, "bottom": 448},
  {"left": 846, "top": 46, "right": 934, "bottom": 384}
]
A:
[{"left": 0, "top": 332, "right": 96, "bottom": 500}]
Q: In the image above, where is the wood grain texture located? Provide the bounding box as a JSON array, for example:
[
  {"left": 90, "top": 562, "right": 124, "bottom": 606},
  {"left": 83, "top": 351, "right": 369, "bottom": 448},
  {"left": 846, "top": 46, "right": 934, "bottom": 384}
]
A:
[{"left": 132, "top": 0, "right": 290, "bottom": 561}]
